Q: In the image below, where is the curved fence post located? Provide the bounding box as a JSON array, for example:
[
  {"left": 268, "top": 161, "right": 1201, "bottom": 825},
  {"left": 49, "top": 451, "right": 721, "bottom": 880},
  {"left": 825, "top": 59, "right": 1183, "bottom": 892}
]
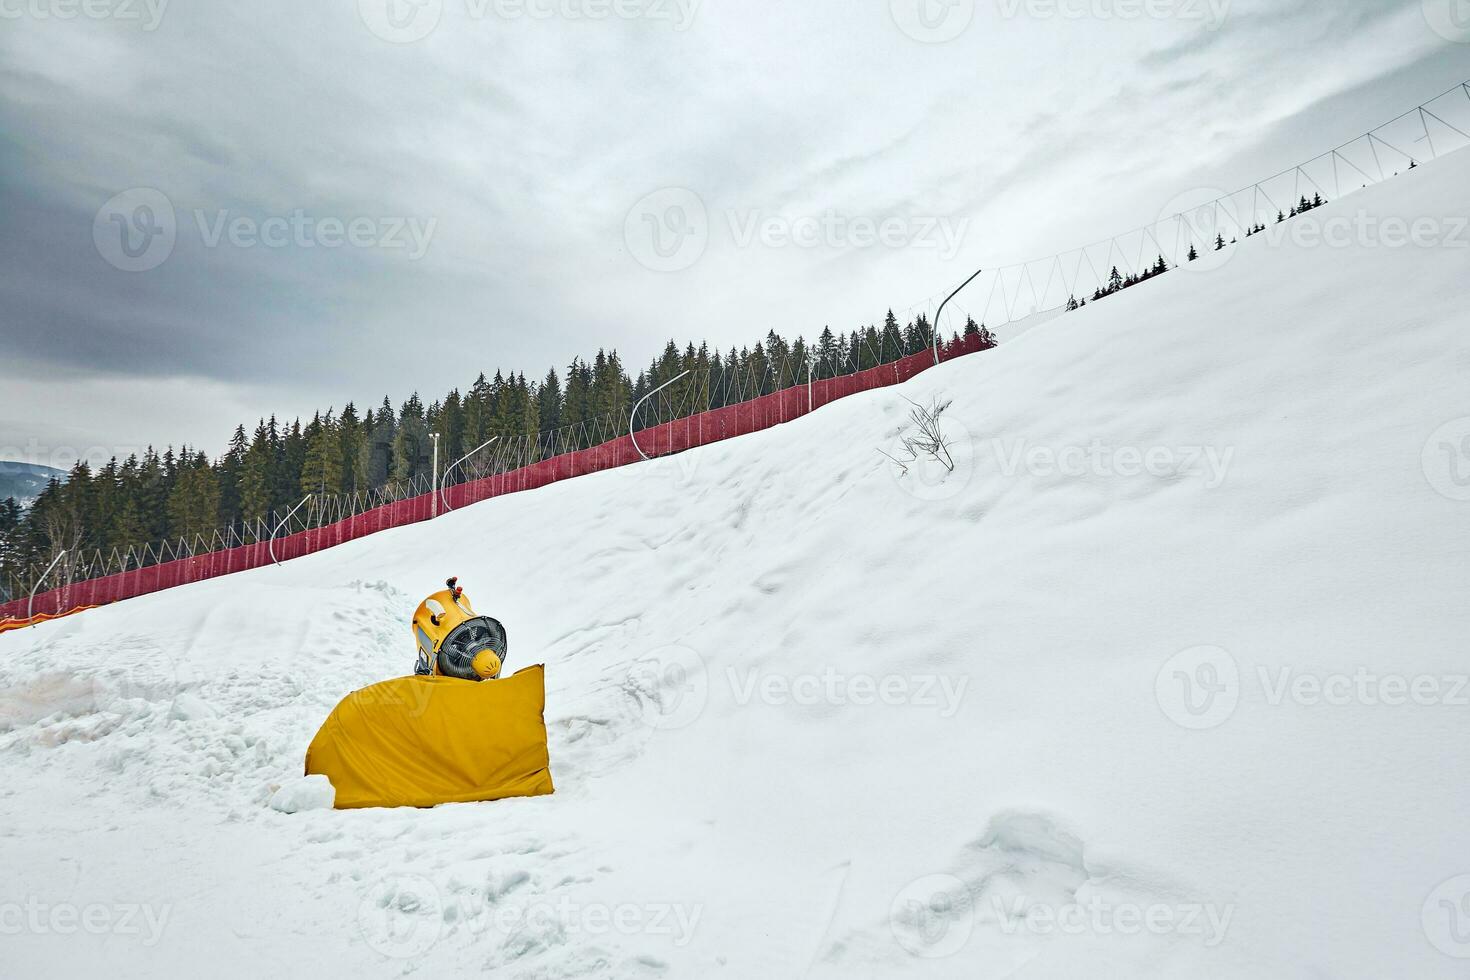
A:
[
  {"left": 268, "top": 495, "right": 312, "bottom": 568},
  {"left": 440, "top": 437, "right": 498, "bottom": 514},
  {"left": 27, "top": 550, "right": 68, "bottom": 625},
  {"left": 933, "top": 267, "right": 984, "bottom": 365},
  {"left": 631, "top": 370, "right": 691, "bottom": 462}
]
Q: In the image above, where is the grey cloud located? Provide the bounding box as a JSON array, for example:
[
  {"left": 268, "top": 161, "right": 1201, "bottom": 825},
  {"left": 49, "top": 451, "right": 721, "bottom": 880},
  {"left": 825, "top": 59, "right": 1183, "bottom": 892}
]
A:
[{"left": 0, "top": 0, "right": 1456, "bottom": 461}]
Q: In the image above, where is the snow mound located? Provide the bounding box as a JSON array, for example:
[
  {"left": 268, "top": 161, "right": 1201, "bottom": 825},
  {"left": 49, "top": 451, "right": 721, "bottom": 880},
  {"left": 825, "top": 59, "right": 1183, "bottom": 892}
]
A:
[{"left": 270, "top": 775, "right": 336, "bottom": 813}]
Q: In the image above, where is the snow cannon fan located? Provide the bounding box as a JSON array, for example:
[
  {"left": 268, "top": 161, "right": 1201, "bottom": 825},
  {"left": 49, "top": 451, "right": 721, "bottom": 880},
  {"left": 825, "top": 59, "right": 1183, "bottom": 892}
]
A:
[{"left": 412, "top": 577, "right": 509, "bottom": 682}]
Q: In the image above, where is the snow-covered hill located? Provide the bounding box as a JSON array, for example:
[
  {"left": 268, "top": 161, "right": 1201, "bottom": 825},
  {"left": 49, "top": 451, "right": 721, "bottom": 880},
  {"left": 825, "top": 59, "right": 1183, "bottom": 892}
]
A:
[
  {"left": 4, "top": 150, "right": 1470, "bottom": 979},
  {"left": 0, "top": 460, "right": 65, "bottom": 508}
]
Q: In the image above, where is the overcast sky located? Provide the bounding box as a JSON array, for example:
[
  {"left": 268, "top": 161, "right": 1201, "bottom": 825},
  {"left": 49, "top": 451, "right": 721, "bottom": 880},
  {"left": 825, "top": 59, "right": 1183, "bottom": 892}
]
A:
[{"left": 1, "top": 0, "right": 1465, "bottom": 467}]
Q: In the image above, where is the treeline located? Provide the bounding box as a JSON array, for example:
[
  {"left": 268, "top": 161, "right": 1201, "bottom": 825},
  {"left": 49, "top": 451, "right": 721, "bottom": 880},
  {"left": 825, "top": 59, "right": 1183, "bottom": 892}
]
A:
[
  {"left": 1, "top": 314, "right": 995, "bottom": 595},
  {"left": 1064, "top": 194, "right": 1333, "bottom": 311}
]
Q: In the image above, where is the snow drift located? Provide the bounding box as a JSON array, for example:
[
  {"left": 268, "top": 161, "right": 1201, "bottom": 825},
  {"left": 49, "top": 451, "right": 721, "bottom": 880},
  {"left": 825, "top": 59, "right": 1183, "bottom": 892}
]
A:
[{"left": 3, "top": 150, "right": 1469, "bottom": 979}]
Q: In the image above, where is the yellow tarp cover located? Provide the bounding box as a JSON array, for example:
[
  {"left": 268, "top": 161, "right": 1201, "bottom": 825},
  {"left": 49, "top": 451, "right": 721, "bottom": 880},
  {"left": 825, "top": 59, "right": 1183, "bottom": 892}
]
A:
[{"left": 305, "top": 665, "right": 554, "bottom": 809}]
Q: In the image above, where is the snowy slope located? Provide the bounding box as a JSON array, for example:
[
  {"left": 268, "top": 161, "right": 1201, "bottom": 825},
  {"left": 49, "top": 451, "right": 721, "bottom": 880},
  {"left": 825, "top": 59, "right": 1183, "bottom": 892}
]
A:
[{"left": 3, "top": 151, "right": 1470, "bottom": 980}]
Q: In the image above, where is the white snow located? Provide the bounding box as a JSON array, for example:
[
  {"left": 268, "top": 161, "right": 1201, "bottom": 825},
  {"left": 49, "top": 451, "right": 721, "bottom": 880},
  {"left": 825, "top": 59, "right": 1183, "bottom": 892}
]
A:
[
  {"left": 2, "top": 150, "right": 1469, "bottom": 979},
  {"left": 270, "top": 776, "right": 337, "bottom": 814}
]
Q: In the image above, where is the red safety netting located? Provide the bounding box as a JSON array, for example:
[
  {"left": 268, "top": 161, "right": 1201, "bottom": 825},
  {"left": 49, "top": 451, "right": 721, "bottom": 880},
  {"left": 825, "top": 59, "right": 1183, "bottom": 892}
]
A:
[{"left": 1, "top": 338, "right": 982, "bottom": 626}]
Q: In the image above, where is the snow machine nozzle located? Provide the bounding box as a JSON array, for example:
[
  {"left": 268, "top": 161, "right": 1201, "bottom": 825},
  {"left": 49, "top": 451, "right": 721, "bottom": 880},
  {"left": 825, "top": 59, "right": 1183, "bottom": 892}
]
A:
[{"left": 412, "top": 580, "right": 508, "bottom": 681}]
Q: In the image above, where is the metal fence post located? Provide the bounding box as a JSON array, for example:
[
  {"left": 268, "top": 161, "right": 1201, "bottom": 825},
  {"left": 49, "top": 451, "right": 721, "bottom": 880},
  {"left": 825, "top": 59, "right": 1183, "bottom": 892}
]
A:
[{"left": 26, "top": 550, "right": 67, "bottom": 626}]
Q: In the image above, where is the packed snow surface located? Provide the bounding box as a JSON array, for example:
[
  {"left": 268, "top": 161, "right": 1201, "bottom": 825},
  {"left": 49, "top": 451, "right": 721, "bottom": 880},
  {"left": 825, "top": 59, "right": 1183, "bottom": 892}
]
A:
[{"left": 3, "top": 152, "right": 1470, "bottom": 979}]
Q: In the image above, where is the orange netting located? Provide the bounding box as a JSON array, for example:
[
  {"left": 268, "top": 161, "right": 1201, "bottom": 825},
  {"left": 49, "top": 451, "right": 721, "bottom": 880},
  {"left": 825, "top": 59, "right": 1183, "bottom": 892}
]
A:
[{"left": 0, "top": 607, "right": 96, "bottom": 635}]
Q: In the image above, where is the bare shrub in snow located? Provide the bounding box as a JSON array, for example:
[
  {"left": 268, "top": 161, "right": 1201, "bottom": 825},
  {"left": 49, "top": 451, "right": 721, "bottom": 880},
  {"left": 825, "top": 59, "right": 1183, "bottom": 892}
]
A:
[{"left": 880, "top": 397, "right": 957, "bottom": 477}]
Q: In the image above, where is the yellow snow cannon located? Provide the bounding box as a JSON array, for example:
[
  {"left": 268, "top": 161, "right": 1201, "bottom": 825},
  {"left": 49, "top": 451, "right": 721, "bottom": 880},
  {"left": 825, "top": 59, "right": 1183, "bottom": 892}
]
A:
[
  {"left": 304, "top": 578, "right": 554, "bottom": 810},
  {"left": 410, "top": 577, "right": 508, "bottom": 681}
]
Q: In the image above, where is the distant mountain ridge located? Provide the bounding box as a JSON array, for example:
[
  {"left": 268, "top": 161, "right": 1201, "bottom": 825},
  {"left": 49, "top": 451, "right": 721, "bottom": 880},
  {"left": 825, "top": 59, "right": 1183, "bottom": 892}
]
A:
[{"left": 0, "top": 461, "right": 66, "bottom": 508}]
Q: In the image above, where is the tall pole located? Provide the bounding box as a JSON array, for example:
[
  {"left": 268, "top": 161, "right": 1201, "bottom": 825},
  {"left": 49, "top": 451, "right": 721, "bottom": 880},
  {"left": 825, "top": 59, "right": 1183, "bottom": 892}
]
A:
[
  {"left": 932, "top": 266, "right": 985, "bottom": 365},
  {"left": 430, "top": 432, "right": 441, "bottom": 518},
  {"left": 440, "top": 437, "right": 499, "bottom": 514},
  {"left": 631, "top": 370, "right": 691, "bottom": 461},
  {"left": 269, "top": 495, "right": 312, "bottom": 568}
]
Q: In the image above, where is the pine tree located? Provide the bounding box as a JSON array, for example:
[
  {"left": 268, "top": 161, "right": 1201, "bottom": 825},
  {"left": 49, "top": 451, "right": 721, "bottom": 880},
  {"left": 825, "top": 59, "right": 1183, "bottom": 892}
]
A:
[
  {"left": 591, "top": 350, "right": 631, "bottom": 423},
  {"left": 879, "top": 311, "right": 902, "bottom": 364},
  {"left": 563, "top": 359, "right": 591, "bottom": 444},
  {"left": 748, "top": 341, "right": 772, "bottom": 396},
  {"left": 0, "top": 496, "right": 25, "bottom": 598},
  {"left": 856, "top": 327, "right": 879, "bottom": 371},
  {"left": 517, "top": 373, "right": 540, "bottom": 444},
  {"left": 218, "top": 424, "right": 248, "bottom": 528},
  {"left": 166, "top": 455, "right": 221, "bottom": 540},
  {"left": 136, "top": 449, "right": 169, "bottom": 541},
  {"left": 278, "top": 419, "right": 306, "bottom": 512},
  {"left": 611, "top": 352, "right": 633, "bottom": 420},
  {"left": 109, "top": 495, "right": 147, "bottom": 556},
  {"left": 655, "top": 340, "right": 682, "bottom": 389},
  {"left": 787, "top": 338, "right": 806, "bottom": 387},
  {"left": 463, "top": 373, "right": 490, "bottom": 446},
  {"left": 765, "top": 331, "right": 793, "bottom": 383},
  {"left": 239, "top": 421, "right": 274, "bottom": 526},
  {"left": 393, "top": 394, "right": 430, "bottom": 485},
  {"left": 353, "top": 402, "right": 386, "bottom": 492},
  {"left": 677, "top": 342, "right": 699, "bottom": 407},
  {"left": 724, "top": 346, "right": 743, "bottom": 402},
  {"left": 912, "top": 315, "right": 932, "bottom": 357},
  {"left": 708, "top": 349, "right": 727, "bottom": 407},
  {"left": 537, "top": 368, "right": 563, "bottom": 436},
  {"left": 439, "top": 389, "right": 465, "bottom": 465},
  {"left": 107, "top": 455, "right": 146, "bottom": 552},
  {"left": 815, "top": 326, "right": 838, "bottom": 380},
  {"left": 338, "top": 402, "right": 363, "bottom": 493},
  {"left": 300, "top": 411, "right": 344, "bottom": 496}
]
